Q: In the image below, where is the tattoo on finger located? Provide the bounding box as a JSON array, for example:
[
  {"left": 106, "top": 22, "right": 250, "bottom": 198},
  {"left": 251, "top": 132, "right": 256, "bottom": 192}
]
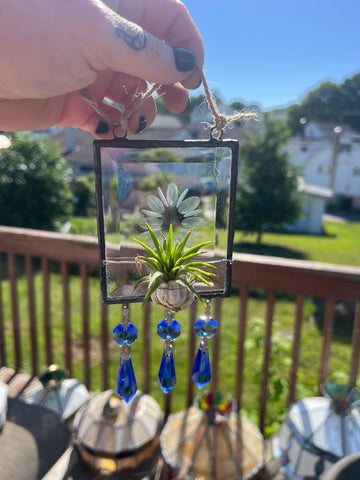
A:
[{"left": 115, "top": 22, "right": 147, "bottom": 51}]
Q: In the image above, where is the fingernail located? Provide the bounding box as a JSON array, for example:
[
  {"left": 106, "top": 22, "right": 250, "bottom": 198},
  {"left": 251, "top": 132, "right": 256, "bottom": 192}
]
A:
[
  {"left": 173, "top": 47, "right": 196, "bottom": 72},
  {"left": 95, "top": 121, "right": 109, "bottom": 135},
  {"left": 136, "top": 116, "right": 147, "bottom": 134},
  {"left": 180, "top": 97, "right": 191, "bottom": 114}
]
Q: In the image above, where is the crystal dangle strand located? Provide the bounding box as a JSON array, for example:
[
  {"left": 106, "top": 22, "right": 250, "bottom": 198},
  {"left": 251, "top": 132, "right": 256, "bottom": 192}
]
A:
[
  {"left": 157, "top": 310, "right": 181, "bottom": 393},
  {"left": 112, "top": 304, "right": 138, "bottom": 402},
  {"left": 191, "top": 299, "right": 218, "bottom": 389}
]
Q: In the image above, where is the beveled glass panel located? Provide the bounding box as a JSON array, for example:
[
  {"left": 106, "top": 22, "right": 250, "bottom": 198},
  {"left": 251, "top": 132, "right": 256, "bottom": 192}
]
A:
[{"left": 94, "top": 138, "right": 238, "bottom": 304}]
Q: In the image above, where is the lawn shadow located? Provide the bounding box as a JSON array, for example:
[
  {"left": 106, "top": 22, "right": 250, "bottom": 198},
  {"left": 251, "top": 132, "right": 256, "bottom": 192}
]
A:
[
  {"left": 233, "top": 242, "right": 307, "bottom": 260},
  {"left": 312, "top": 299, "right": 355, "bottom": 344}
]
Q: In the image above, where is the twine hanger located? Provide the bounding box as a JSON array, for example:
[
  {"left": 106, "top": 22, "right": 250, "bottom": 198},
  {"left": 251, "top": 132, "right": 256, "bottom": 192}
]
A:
[{"left": 81, "top": 66, "right": 256, "bottom": 139}]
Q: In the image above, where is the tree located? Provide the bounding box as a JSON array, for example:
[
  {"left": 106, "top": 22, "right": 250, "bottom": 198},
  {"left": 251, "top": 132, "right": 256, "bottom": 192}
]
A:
[
  {"left": 138, "top": 171, "right": 173, "bottom": 191},
  {"left": 287, "top": 81, "right": 347, "bottom": 133},
  {"left": 138, "top": 148, "right": 181, "bottom": 163},
  {"left": 234, "top": 116, "right": 302, "bottom": 244},
  {"left": 229, "top": 100, "right": 246, "bottom": 112},
  {"left": 287, "top": 73, "right": 360, "bottom": 133},
  {"left": 72, "top": 173, "right": 96, "bottom": 217},
  {"left": 0, "top": 132, "right": 73, "bottom": 230}
]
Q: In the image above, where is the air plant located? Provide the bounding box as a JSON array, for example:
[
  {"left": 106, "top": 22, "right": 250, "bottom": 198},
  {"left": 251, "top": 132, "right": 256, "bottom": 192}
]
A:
[{"left": 134, "top": 223, "right": 216, "bottom": 311}]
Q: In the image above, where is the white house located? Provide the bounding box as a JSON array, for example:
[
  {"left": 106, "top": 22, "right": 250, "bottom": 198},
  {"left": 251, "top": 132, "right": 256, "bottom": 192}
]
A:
[{"left": 286, "top": 121, "right": 360, "bottom": 209}]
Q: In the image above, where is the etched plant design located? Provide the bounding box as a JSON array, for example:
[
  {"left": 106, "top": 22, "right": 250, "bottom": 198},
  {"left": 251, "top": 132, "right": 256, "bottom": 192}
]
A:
[{"left": 140, "top": 183, "right": 205, "bottom": 243}]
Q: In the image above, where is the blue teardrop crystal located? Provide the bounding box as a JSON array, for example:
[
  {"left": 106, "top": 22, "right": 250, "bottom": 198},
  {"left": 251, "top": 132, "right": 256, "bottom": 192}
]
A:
[
  {"left": 115, "top": 351, "right": 137, "bottom": 402},
  {"left": 191, "top": 343, "right": 211, "bottom": 389},
  {"left": 113, "top": 323, "right": 138, "bottom": 346},
  {"left": 194, "top": 316, "right": 218, "bottom": 338},
  {"left": 157, "top": 319, "right": 181, "bottom": 341},
  {"left": 157, "top": 346, "right": 176, "bottom": 393}
]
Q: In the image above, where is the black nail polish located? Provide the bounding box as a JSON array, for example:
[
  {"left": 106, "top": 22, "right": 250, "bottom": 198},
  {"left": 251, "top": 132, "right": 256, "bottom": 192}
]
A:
[
  {"left": 193, "top": 76, "right": 202, "bottom": 89},
  {"left": 173, "top": 47, "right": 196, "bottom": 72},
  {"left": 95, "top": 121, "right": 109, "bottom": 135},
  {"left": 136, "top": 116, "right": 147, "bottom": 134}
]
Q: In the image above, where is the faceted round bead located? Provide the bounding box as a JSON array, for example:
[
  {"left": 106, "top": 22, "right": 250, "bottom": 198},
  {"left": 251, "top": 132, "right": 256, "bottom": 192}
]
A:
[
  {"left": 157, "top": 319, "right": 181, "bottom": 341},
  {"left": 113, "top": 323, "right": 138, "bottom": 346},
  {"left": 194, "top": 316, "right": 218, "bottom": 338}
]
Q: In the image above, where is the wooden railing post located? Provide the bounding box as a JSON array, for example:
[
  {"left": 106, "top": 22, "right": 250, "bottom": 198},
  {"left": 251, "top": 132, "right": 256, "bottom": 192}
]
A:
[
  {"left": 41, "top": 257, "right": 53, "bottom": 366},
  {"left": 143, "top": 302, "right": 151, "bottom": 394},
  {"left": 61, "top": 261, "right": 72, "bottom": 376},
  {"left": 349, "top": 301, "right": 360, "bottom": 387},
  {"left": 259, "top": 290, "right": 275, "bottom": 434},
  {"left": 25, "top": 254, "right": 38, "bottom": 376},
  {"left": 319, "top": 296, "right": 335, "bottom": 389},
  {"left": 8, "top": 253, "right": 21, "bottom": 370},
  {"left": 235, "top": 285, "right": 248, "bottom": 410},
  {"left": 80, "top": 264, "right": 90, "bottom": 389},
  {"left": 186, "top": 300, "right": 197, "bottom": 408},
  {"left": 287, "top": 294, "right": 304, "bottom": 406},
  {"left": 0, "top": 260, "right": 6, "bottom": 367},
  {"left": 101, "top": 303, "right": 109, "bottom": 391},
  {"left": 211, "top": 298, "right": 222, "bottom": 392}
]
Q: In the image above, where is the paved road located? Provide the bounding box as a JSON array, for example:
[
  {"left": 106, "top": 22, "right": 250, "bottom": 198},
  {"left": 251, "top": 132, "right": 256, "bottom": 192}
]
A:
[{"left": 323, "top": 212, "right": 360, "bottom": 223}]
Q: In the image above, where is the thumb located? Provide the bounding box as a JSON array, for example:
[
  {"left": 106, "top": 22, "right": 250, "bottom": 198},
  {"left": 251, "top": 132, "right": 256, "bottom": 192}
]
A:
[{"left": 86, "top": 8, "right": 198, "bottom": 86}]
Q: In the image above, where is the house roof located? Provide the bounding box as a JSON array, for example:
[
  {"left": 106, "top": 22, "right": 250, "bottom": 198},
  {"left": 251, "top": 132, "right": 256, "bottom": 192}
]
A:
[{"left": 299, "top": 180, "right": 333, "bottom": 198}]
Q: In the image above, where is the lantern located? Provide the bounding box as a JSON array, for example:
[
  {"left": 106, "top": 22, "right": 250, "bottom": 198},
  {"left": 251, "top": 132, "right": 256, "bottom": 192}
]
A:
[
  {"left": 73, "top": 389, "right": 163, "bottom": 475},
  {"left": 161, "top": 391, "right": 264, "bottom": 480},
  {"left": 22, "top": 365, "right": 89, "bottom": 420},
  {"left": 278, "top": 382, "right": 360, "bottom": 479}
]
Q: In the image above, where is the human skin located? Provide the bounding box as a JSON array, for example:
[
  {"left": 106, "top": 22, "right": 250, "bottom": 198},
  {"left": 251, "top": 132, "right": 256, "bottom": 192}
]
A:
[{"left": 0, "top": 0, "right": 204, "bottom": 137}]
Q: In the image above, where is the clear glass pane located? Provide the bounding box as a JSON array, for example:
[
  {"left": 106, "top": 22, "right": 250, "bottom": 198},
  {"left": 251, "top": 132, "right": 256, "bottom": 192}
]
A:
[{"left": 96, "top": 142, "right": 236, "bottom": 303}]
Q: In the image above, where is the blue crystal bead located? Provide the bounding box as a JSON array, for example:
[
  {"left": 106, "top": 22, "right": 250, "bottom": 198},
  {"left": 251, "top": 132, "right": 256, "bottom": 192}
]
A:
[
  {"left": 157, "top": 346, "right": 176, "bottom": 393},
  {"left": 194, "top": 316, "right": 218, "bottom": 338},
  {"left": 191, "top": 343, "right": 211, "bottom": 389},
  {"left": 157, "top": 319, "right": 181, "bottom": 341},
  {"left": 113, "top": 323, "right": 138, "bottom": 346},
  {"left": 115, "top": 351, "right": 137, "bottom": 402}
]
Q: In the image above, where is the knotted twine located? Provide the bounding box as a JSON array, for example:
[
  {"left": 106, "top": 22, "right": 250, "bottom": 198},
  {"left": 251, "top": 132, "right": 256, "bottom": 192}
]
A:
[{"left": 80, "top": 66, "right": 256, "bottom": 138}]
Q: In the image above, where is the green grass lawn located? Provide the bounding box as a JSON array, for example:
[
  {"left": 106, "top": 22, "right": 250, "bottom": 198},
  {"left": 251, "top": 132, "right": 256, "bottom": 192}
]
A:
[{"left": 232, "top": 220, "right": 360, "bottom": 267}]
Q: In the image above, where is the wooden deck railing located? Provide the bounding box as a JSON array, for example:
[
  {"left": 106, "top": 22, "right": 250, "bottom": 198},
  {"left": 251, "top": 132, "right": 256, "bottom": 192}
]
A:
[{"left": 0, "top": 225, "right": 360, "bottom": 433}]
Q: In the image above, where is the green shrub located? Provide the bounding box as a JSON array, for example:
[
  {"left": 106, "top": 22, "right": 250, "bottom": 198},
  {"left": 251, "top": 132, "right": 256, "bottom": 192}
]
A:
[{"left": 0, "top": 132, "right": 73, "bottom": 230}]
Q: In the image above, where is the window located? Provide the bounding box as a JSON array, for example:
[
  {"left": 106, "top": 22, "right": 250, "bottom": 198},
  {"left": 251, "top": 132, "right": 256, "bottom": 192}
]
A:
[{"left": 338, "top": 144, "right": 352, "bottom": 153}]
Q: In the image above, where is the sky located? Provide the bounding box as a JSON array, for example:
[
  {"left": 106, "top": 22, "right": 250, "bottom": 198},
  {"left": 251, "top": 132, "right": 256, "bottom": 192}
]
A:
[{"left": 183, "top": 0, "right": 360, "bottom": 111}]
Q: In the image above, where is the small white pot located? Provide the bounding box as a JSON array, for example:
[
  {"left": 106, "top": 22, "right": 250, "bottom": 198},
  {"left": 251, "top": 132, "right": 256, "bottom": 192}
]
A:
[{"left": 151, "top": 281, "right": 194, "bottom": 312}]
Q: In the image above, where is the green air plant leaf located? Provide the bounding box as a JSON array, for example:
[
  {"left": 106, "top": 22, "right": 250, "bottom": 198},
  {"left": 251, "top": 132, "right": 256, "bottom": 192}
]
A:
[{"left": 134, "top": 222, "right": 217, "bottom": 305}]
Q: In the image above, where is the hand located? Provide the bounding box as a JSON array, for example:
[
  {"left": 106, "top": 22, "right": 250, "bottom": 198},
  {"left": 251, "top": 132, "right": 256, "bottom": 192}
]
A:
[{"left": 0, "top": 0, "right": 204, "bottom": 137}]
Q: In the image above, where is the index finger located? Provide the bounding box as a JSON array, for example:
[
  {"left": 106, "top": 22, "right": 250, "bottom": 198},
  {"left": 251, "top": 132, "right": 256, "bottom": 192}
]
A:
[{"left": 109, "top": 0, "right": 204, "bottom": 89}]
